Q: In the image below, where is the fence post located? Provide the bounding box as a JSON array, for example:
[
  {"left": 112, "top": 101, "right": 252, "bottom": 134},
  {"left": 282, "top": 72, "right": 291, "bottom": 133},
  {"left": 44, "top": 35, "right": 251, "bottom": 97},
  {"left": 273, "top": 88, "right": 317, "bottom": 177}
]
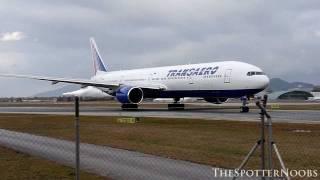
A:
[{"left": 75, "top": 96, "right": 80, "bottom": 180}]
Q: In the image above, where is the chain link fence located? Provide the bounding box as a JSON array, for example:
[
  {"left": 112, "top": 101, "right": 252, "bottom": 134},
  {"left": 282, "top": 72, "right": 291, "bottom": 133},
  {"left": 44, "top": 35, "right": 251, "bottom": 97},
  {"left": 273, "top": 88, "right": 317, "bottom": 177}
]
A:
[{"left": 0, "top": 103, "right": 319, "bottom": 179}]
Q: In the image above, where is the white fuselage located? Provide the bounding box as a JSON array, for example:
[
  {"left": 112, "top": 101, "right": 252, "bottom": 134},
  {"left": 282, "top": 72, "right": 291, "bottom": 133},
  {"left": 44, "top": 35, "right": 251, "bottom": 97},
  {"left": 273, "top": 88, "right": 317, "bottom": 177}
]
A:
[{"left": 91, "top": 61, "right": 269, "bottom": 99}]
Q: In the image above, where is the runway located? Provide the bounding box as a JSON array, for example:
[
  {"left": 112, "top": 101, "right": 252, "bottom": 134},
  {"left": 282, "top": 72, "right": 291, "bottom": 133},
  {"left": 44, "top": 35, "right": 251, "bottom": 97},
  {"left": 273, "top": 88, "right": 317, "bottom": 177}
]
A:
[
  {"left": 0, "top": 128, "right": 252, "bottom": 180},
  {"left": 0, "top": 105, "right": 319, "bottom": 124}
]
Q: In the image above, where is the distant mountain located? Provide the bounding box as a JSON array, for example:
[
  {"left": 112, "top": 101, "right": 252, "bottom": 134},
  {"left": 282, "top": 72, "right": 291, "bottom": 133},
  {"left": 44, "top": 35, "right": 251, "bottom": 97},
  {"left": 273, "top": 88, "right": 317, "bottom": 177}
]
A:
[
  {"left": 269, "top": 78, "right": 314, "bottom": 92},
  {"left": 33, "top": 85, "right": 80, "bottom": 97}
]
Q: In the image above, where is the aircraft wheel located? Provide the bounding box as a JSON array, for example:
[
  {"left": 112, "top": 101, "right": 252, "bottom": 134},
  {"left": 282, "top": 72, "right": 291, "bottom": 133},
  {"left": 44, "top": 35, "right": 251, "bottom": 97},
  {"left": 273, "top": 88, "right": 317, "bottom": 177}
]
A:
[
  {"left": 240, "top": 106, "right": 249, "bottom": 113},
  {"left": 168, "top": 103, "right": 185, "bottom": 110},
  {"left": 121, "top": 104, "right": 138, "bottom": 110}
]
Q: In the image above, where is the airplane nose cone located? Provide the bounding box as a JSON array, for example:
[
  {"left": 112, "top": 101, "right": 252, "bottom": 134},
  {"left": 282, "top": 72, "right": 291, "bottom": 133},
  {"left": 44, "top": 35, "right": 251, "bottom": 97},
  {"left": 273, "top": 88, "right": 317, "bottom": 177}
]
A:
[{"left": 260, "top": 75, "right": 270, "bottom": 89}]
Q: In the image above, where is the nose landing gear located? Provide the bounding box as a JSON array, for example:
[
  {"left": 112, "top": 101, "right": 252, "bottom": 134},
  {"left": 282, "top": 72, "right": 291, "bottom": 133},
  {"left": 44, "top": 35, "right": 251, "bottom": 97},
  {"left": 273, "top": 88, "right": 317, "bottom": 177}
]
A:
[{"left": 240, "top": 96, "right": 250, "bottom": 113}]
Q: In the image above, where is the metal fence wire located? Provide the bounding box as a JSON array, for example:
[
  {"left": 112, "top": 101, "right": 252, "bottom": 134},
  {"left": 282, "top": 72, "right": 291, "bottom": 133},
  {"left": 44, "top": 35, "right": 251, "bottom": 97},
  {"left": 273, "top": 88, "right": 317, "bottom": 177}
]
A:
[{"left": 0, "top": 101, "right": 319, "bottom": 180}]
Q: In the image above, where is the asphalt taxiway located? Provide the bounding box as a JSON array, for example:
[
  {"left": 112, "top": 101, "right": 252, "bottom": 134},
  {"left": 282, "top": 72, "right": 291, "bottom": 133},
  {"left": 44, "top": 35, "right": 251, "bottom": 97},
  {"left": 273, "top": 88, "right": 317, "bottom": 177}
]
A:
[
  {"left": 0, "top": 105, "right": 319, "bottom": 124},
  {"left": 0, "top": 129, "right": 257, "bottom": 180}
]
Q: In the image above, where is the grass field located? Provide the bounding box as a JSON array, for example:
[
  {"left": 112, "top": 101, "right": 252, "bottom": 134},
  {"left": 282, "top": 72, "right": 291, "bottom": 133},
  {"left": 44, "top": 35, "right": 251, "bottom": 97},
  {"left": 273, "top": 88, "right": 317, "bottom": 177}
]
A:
[
  {"left": 0, "top": 146, "right": 107, "bottom": 180},
  {"left": 0, "top": 113, "right": 319, "bottom": 173},
  {"left": 1, "top": 101, "right": 320, "bottom": 110}
]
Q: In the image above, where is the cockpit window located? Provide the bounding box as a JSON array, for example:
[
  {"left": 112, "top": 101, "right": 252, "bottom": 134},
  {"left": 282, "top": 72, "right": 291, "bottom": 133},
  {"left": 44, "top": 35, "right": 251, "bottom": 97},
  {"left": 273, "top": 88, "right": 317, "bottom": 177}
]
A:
[{"left": 247, "top": 71, "right": 265, "bottom": 76}]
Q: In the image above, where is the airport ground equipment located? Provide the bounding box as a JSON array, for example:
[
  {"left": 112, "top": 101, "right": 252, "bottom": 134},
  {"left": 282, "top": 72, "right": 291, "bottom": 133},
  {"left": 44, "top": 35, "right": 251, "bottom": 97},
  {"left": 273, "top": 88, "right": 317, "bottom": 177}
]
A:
[
  {"left": 75, "top": 97, "right": 80, "bottom": 180},
  {"left": 233, "top": 95, "right": 289, "bottom": 180}
]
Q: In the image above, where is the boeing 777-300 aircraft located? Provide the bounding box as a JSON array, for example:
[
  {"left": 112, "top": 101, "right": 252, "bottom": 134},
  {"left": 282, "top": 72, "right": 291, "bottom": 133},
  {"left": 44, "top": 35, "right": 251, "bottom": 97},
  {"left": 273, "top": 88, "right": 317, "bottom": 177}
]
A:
[{"left": 1, "top": 38, "right": 270, "bottom": 111}]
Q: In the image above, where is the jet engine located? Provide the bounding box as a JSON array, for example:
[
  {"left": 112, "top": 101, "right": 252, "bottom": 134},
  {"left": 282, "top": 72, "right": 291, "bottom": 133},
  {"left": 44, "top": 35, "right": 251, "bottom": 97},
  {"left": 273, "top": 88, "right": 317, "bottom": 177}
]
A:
[
  {"left": 116, "top": 86, "right": 144, "bottom": 104},
  {"left": 203, "top": 97, "right": 228, "bottom": 104}
]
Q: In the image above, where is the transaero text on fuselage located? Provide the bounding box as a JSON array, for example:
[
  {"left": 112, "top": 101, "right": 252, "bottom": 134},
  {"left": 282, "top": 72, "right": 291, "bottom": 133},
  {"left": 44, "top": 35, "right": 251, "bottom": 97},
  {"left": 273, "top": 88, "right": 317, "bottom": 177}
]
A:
[{"left": 166, "top": 66, "right": 219, "bottom": 77}]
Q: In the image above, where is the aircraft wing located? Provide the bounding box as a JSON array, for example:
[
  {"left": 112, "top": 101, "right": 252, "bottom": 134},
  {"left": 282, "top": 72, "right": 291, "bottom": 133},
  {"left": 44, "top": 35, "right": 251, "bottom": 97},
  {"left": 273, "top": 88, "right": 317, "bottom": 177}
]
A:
[
  {"left": 0, "top": 74, "right": 167, "bottom": 90},
  {"left": 0, "top": 74, "right": 119, "bottom": 89}
]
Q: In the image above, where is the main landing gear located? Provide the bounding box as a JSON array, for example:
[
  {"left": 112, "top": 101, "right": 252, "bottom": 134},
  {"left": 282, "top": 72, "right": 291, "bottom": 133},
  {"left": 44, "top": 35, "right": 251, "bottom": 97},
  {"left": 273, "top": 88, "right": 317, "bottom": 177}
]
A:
[
  {"left": 168, "top": 98, "right": 185, "bottom": 110},
  {"left": 240, "top": 96, "right": 250, "bottom": 113},
  {"left": 121, "top": 103, "right": 138, "bottom": 110}
]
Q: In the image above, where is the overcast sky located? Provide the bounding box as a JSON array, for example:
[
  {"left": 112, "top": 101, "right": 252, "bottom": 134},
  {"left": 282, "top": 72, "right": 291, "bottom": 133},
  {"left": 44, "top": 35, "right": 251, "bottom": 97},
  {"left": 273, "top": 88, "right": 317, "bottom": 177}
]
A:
[{"left": 0, "top": 0, "right": 320, "bottom": 97}]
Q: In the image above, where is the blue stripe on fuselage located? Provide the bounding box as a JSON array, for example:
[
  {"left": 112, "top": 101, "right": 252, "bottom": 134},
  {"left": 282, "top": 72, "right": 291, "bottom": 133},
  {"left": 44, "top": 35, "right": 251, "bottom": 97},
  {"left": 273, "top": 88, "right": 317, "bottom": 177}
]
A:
[{"left": 156, "top": 89, "right": 263, "bottom": 98}]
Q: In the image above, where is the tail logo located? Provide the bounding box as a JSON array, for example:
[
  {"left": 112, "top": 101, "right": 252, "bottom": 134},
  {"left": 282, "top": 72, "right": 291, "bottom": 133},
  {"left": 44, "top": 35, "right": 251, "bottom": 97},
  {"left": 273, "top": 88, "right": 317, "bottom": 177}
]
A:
[{"left": 90, "top": 38, "right": 107, "bottom": 74}]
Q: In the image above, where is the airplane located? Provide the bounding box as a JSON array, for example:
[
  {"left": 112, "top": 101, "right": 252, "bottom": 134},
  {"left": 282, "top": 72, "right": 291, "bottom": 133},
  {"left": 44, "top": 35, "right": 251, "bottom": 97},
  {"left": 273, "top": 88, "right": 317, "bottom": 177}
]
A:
[
  {"left": 62, "top": 86, "right": 113, "bottom": 99},
  {"left": 0, "top": 38, "right": 270, "bottom": 111}
]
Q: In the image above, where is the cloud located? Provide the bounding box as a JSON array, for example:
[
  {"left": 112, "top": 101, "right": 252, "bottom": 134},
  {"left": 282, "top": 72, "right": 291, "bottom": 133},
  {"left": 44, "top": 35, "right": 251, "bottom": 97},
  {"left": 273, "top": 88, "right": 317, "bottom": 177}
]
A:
[
  {"left": 0, "top": 0, "right": 320, "bottom": 96},
  {"left": 314, "top": 30, "right": 320, "bottom": 37},
  {"left": 0, "top": 31, "right": 26, "bottom": 42}
]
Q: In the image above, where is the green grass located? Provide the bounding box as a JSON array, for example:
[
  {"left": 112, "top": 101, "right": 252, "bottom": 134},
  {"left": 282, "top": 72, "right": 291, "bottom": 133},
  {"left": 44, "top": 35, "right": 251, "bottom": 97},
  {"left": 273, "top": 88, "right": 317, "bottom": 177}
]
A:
[
  {"left": 0, "top": 114, "right": 319, "bottom": 171},
  {"left": 0, "top": 146, "right": 108, "bottom": 180}
]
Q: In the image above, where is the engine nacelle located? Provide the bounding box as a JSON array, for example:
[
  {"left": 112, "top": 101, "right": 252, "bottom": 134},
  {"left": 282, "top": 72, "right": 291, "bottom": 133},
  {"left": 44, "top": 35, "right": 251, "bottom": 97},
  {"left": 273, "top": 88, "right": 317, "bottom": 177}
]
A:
[
  {"left": 116, "top": 86, "right": 144, "bottom": 104},
  {"left": 203, "top": 97, "right": 228, "bottom": 104}
]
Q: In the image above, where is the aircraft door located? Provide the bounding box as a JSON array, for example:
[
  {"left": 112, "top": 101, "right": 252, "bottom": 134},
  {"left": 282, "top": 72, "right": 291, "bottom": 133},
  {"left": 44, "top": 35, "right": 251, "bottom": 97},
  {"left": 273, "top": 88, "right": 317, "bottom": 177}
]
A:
[{"left": 224, "top": 69, "right": 232, "bottom": 83}]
